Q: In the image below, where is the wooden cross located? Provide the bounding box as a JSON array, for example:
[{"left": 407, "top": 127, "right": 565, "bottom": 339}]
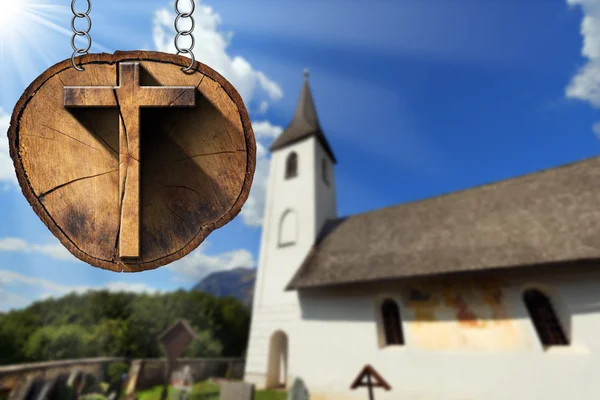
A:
[
  {"left": 350, "top": 365, "right": 391, "bottom": 400},
  {"left": 64, "top": 62, "right": 196, "bottom": 260}
]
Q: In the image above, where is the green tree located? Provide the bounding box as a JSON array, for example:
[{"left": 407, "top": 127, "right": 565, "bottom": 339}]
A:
[
  {"left": 184, "top": 330, "right": 223, "bottom": 358},
  {"left": 24, "top": 325, "right": 93, "bottom": 360}
]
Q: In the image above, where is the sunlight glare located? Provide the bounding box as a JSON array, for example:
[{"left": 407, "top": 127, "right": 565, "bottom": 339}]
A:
[
  {"left": 0, "top": 0, "right": 71, "bottom": 107},
  {"left": 0, "top": 0, "right": 29, "bottom": 34}
]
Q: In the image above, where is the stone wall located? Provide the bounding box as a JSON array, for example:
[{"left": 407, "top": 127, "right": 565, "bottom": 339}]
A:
[
  {"left": 0, "top": 357, "right": 245, "bottom": 397},
  {"left": 134, "top": 358, "right": 246, "bottom": 391},
  {"left": 0, "top": 357, "right": 126, "bottom": 397}
]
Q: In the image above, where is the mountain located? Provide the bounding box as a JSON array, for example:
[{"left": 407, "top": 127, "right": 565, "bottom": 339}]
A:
[{"left": 192, "top": 267, "right": 256, "bottom": 307}]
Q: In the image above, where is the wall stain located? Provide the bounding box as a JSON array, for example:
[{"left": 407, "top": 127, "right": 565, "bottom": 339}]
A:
[{"left": 403, "top": 277, "right": 524, "bottom": 349}]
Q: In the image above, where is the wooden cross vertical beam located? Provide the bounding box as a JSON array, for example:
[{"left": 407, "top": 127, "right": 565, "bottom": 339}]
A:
[{"left": 64, "top": 62, "right": 196, "bottom": 260}]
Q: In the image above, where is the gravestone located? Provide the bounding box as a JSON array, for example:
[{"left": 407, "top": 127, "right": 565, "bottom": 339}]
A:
[
  {"left": 170, "top": 365, "right": 193, "bottom": 400},
  {"left": 66, "top": 370, "right": 81, "bottom": 388},
  {"left": 219, "top": 381, "right": 255, "bottom": 400},
  {"left": 35, "top": 376, "right": 57, "bottom": 400},
  {"left": 288, "top": 378, "right": 309, "bottom": 400},
  {"left": 7, "top": 377, "right": 34, "bottom": 400}
]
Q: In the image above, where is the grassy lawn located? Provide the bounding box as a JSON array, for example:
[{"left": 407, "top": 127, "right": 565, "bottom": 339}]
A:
[{"left": 136, "top": 381, "right": 286, "bottom": 400}]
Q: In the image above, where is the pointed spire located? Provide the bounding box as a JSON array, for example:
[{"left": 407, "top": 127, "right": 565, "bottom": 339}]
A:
[
  {"left": 270, "top": 69, "right": 337, "bottom": 163},
  {"left": 292, "top": 69, "right": 320, "bottom": 130}
]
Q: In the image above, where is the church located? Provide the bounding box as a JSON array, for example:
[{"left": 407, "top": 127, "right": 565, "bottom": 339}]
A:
[{"left": 244, "top": 71, "right": 600, "bottom": 400}]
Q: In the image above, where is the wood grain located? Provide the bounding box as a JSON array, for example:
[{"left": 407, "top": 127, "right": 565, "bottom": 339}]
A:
[
  {"left": 64, "top": 62, "right": 196, "bottom": 260},
  {"left": 8, "top": 51, "right": 256, "bottom": 272}
]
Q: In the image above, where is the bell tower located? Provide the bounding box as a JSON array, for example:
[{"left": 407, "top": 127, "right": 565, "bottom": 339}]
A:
[{"left": 244, "top": 70, "right": 338, "bottom": 388}]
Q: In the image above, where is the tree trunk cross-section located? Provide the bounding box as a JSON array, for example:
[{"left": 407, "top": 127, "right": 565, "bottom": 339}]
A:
[{"left": 8, "top": 51, "right": 256, "bottom": 272}]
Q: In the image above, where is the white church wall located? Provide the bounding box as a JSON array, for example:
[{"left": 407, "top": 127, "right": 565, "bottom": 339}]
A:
[
  {"left": 285, "top": 268, "right": 600, "bottom": 400},
  {"left": 253, "top": 137, "right": 318, "bottom": 309},
  {"left": 246, "top": 136, "right": 338, "bottom": 387}
]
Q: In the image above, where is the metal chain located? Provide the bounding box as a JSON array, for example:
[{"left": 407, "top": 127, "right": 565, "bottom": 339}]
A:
[
  {"left": 71, "top": 0, "right": 92, "bottom": 71},
  {"left": 69, "top": 0, "right": 193, "bottom": 73},
  {"left": 174, "top": 0, "right": 196, "bottom": 72}
]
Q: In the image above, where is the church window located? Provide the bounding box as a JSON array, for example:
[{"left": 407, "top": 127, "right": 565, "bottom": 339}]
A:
[
  {"left": 279, "top": 210, "right": 298, "bottom": 247},
  {"left": 285, "top": 152, "right": 298, "bottom": 179},
  {"left": 381, "top": 299, "right": 404, "bottom": 345},
  {"left": 322, "top": 158, "right": 329, "bottom": 185},
  {"left": 523, "top": 289, "right": 569, "bottom": 347}
]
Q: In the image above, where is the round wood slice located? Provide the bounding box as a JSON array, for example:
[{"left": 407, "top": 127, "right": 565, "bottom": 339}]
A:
[{"left": 8, "top": 51, "right": 256, "bottom": 272}]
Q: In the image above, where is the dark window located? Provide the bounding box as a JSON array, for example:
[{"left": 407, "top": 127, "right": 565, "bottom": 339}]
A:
[
  {"left": 322, "top": 158, "right": 329, "bottom": 185},
  {"left": 381, "top": 299, "right": 404, "bottom": 345},
  {"left": 285, "top": 152, "right": 298, "bottom": 179},
  {"left": 523, "top": 289, "right": 568, "bottom": 346}
]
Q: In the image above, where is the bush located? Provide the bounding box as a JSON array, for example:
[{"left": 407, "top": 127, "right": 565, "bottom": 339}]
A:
[{"left": 107, "top": 362, "right": 130, "bottom": 385}]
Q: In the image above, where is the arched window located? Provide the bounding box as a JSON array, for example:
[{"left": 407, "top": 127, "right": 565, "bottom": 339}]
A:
[
  {"left": 381, "top": 299, "right": 404, "bottom": 345},
  {"left": 322, "top": 158, "right": 329, "bottom": 185},
  {"left": 278, "top": 210, "right": 298, "bottom": 247},
  {"left": 523, "top": 289, "right": 568, "bottom": 346},
  {"left": 285, "top": 152, "right": 298, "bottom": 179}
]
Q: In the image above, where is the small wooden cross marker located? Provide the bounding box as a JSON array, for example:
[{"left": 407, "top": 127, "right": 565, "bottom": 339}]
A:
[
  {"left": 350, "top": 365, "right": 391, "bottom": 400},
  {"left": 64, "top": 62, "right": 196, "bottom": 260}
]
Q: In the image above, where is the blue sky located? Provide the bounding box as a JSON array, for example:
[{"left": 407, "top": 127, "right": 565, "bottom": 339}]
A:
[{"left": 0, "top": 0, "right": 599, "bottom": 311}]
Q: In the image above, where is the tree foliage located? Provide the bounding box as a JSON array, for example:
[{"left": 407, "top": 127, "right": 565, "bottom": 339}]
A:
[{"left": 0, "top": 290, "right": 250, "bottom": 365}]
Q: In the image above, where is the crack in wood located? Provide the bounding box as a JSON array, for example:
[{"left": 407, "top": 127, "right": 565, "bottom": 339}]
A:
[
  {"left": 195, "top": 76, "right": 205, "bottom": 90},
  {"left": 21, "top": 134, "right": 57, "bottom": 141},
  {"left": 114, "top": 158, "right": 128, "bottom": 261},
  {"left": 168, "top": 89, "right": 190, "bottom": 107},
  {"left": 165, "top": 202, "right": 194, "bottom": 233},
  {"left": 39, "top": 168, "right": 119, "bottom": 199},
  {"left": 165, "top": 149, "right": 245, "bottom": 165},
  {"left": 41, "top": 124, "right": 104, "bottom": 152},
  {"left": 112, "top": 88, "right": 130, "bottom": 158},
  {"left": 149, "top": 179, "right": 208, "bottom": 202},
  {"left": 83, "top": 119, "right": 119, "bottom": 156}
]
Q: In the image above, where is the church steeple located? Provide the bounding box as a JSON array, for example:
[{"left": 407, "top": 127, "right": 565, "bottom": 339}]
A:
[{"left": 270, "top": 70, "right": 337, "bottom": 163}]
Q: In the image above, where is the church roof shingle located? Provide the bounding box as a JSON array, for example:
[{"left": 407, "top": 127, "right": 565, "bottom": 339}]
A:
[
  {"left": 269, "top": 71, "right": 337, "bottom": 163},
  {"left": 286, "top": 155, "right": 600, "bottom": 290}
]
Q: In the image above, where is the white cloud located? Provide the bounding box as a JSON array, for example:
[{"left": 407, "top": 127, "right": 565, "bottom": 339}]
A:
[
  {"left": 240, "top": 141, "right": 270, "bottom": 226},
  {"left": 566, "top": 0, "right": 600, "bottom": 135},
  {"left": 0, "top": 237, "right": 78, "bottom": 262},
  {"left": 152, "top": 3, "right": 283, "bottom": 108},
  {"left": 593, "top": 121, "right": 600, "bottom": 139},
  {"left": 0, "top": 109, "right": 17, "bottom": 186},
  {"left": 168, "top": 242, "right": 256, "bottom": 282},
  {"left": 258, "top": 101, "right": 269, "bottom": 114},
  {"left": 237, "top": 121, "right": 284, "bottom": 227},
  {"left": 252, "top": 120, "right": 284, "bottom": 140},
  {"left": 0, "top": 269, "right": 162, "bottom": 312}
]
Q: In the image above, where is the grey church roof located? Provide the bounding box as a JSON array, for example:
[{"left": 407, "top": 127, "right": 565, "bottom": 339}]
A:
[
  {"left": 286, "top": 155, "right": 600, "bottom": 290},
  {"left": 269, "top": 70, "right": 337, "bottom": 163}
]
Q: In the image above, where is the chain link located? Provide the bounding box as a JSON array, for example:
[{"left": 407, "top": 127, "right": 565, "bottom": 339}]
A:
[
  {"left": 174, "top": 0, "right": 196, "bottom": 72},
  {"left": 71, "top": 0, "right": 92, "bottom": 71},
  {"left": 69, "top": 0, "right": 194, "bottom": 73}
]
